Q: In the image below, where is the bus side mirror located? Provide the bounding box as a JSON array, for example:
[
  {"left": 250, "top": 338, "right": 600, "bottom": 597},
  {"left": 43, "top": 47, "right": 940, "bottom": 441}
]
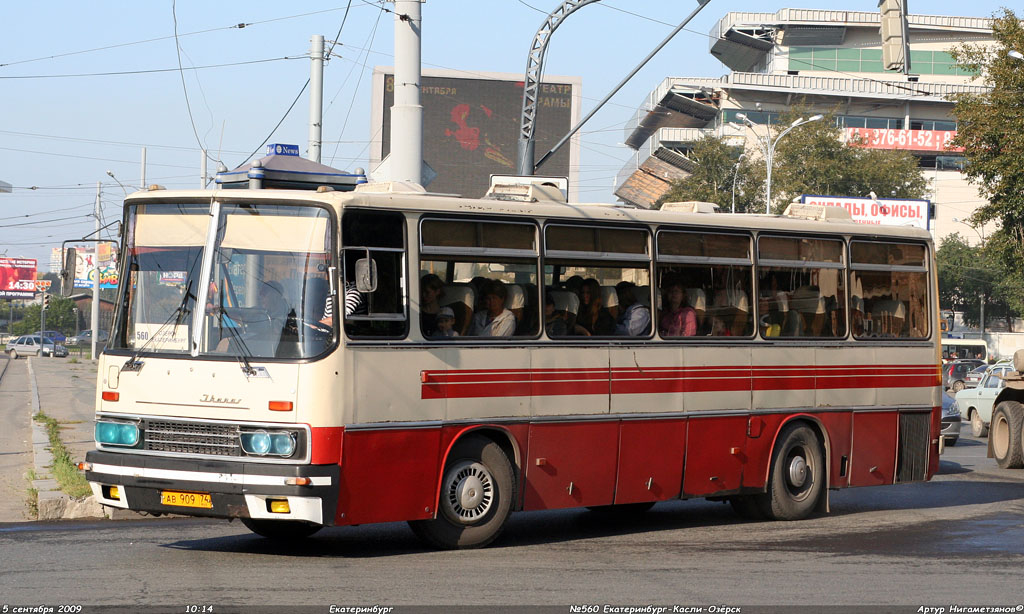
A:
[
  {"left": 60, "top": 248, "right": 77, "bottom": 297},
  {"left": 355, "top": 257, "right": 377, "bottom": 293}
]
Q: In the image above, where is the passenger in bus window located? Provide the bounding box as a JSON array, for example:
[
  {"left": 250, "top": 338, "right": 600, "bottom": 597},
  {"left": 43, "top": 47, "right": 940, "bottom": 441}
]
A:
[
  {"left": 469, "top": 280, "right": 515, "bottom": 337},
  {"left": 419, "top": 273, "right": 444, "bottom": 336},
  {"left": 659, "top": 281, "right": 696, "bottom": 337},
  {"left": 614, "top": 281, "right": 651, "bottom": 337},
  {"left": 758, "top": 294, "right": 784, "bottom": 337},
  {"left": 544, "top": 294, "right": 568, "bottom": 337},
  {"left": 576, "top": 278, "right": 614, "bottom": 336},
  {"left": 433, "top": 306, "right": 458, "bottom": 338}
]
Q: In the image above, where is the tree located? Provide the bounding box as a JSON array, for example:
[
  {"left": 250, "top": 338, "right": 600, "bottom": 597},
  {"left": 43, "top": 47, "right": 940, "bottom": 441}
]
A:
[
  {"left": 658, "top": 104, "right": 929, "bottom": 214},
  {"left": 949, "top": 9, "right": 1024, "bottom": 317},
  {"left": 950, "top": 10, "right": 1024, "bottom": 230},
  {"left": 11, "top": 295, "right": 77, "bottom": 336},
  {"left": 771, "top": 106, "right": 928, "bottom": 210},
  {"left": 656, "top": 137, "right": 764, "bottom": 212},
  {"left": 936, "top": 233, "right": 1018, "bottom": 331}
]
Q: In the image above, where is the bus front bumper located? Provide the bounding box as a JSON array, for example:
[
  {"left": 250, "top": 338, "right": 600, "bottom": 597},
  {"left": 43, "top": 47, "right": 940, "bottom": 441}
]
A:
[{"left": 83, "top": 450, "right": 339, "bottom": 525}]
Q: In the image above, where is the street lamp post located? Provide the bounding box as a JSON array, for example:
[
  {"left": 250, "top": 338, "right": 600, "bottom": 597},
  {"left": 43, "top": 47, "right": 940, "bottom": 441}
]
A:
[
  {"left": 730, "top": 153, "right": 746, "bottom": 214},
  {"left": 736, "top": 113, "right": 824, "bottom": 214}
]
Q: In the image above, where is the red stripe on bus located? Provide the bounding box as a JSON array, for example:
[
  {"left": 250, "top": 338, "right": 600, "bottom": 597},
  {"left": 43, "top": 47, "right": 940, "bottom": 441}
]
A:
[{"left": 421, "top": 364, "right": 938, "bottom": 399}]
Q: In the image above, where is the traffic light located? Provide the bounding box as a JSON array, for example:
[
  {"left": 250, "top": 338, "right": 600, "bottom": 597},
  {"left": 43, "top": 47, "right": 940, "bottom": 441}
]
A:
[
  {"left": 879, "top": 0, "right": 909, "bottom": 72},
  {"left": 42, "top": 293, "right": 50, "bottom": 311}
]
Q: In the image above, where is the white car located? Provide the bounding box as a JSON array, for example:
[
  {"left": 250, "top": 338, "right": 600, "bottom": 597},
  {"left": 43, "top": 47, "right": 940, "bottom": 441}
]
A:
[
  {"left": 5, "top": 335, "right": 68, "bottom": 358},
  {"left": 956, "top": 364, "right": 1014, "bottom": 437}
]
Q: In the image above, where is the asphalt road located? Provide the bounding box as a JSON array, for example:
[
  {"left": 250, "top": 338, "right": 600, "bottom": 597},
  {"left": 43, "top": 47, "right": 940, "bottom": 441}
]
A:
[{"left": 1, "top": 426, "right": 1023, "bottom": 612}]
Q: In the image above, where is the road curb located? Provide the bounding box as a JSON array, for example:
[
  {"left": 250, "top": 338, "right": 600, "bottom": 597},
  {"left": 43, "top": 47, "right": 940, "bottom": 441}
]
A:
[{"left": 27, "top": 357, "right": 110, "bottom": 521}]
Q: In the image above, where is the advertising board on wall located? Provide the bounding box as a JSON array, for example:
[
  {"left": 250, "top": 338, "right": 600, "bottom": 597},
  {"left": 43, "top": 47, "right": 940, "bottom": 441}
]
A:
[
  {"left": 371, "top": 68, "right": 581, "bottom": 200},
  {"left": 800, "top": 194, "right": 931, "bottom": 230},
  {"left": 0, "top": 258, "right": 38, "bottom": 299},
  {"left": 69, "top": 245, "right": 119, "bottom": 289}
]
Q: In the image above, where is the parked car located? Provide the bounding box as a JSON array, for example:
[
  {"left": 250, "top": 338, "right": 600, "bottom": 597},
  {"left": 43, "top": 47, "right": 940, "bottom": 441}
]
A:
[
  {"left": 33, "top": 329, "right": 67, "bottom": 343},
  {"left": 956, "top": 364, "right": 1015, "bottom": 437},
  {"left": 964, "top": 364, "right": 990, "bottom": 389},
  {"left": 943, "top": 359, "right": 985, "bottom": 392},
  {"left": 941, "top": 392, "right": 961, "bottom": 447},
  {"left": 5, "top": 335, "right": 68, "bottom": 358},
  {"left": 67, "top": 329, "right": 109, "bottom": 346}
]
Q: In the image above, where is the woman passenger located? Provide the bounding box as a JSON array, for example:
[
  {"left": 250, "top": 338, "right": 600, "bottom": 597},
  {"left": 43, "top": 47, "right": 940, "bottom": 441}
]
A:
[
  {"left": 659, "top": 282, "right": 696, "bottom": 337},
  {"left": 575, "top": 278, "right": 614, "bottom": 336},
  {"left": 420, "top": 273, "right": 444, "bottom": 337}
]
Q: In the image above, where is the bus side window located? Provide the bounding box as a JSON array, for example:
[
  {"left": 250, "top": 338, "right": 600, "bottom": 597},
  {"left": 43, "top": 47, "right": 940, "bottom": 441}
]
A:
[{"left": 342, "top": 210, "right": 408, "bottom": 338}]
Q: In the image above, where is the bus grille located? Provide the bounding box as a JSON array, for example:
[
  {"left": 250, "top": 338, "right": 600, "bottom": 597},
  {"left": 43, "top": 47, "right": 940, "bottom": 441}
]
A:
[
  {"left": 142, "top": 419, "right": 242, "bottom": 457},
  {"left": 896, "top": 412, "right": 931, "bottom": 483}
]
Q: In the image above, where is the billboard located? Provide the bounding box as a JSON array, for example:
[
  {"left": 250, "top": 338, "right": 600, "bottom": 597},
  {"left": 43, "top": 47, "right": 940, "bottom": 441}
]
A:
[
  {"left": 845, "top": 128, "right": 963, "bottom": 153},
  {"left": 68, "top": 245, "right": 119, "bottom": 289},
  {"left": 0, "top": 258, "right": 38, "bottom": 299},
  {"left": 371, "top": 68, "right": 581, "bottom": 199},
  {"left": 800, "top": 194, "right": 930, "bottom": 229}
]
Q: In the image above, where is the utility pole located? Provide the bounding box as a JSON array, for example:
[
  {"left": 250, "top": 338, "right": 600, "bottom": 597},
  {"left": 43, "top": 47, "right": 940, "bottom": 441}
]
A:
[
  {"left": 91, "top": 182, "right": 100, "bottom": 360},
  {"left": 140, "top": 147, "right": 147, "bottom": 189},
  {"left": 309, "top": 34, "right": 325, "bottom": 164},
  {"left": 388, "top": 0, "right": 423, "bottom": 184},
  {"left": 200, "top": 149, "right": 208, "bottom": 189}
]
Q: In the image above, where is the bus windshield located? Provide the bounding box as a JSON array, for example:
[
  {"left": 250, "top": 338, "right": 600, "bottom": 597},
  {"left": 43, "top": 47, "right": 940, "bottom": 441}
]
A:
[{"left": 112, "top": 201, "right": 335, "bottom": 360}]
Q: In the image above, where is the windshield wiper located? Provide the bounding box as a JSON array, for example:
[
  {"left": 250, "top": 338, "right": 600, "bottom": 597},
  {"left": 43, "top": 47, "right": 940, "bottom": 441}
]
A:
[
  {"left": 122, "top": 285, "right": 193, "bottom": 372},
  {"left": 212, "top": 306, "right": 260, "bottom": 377}
]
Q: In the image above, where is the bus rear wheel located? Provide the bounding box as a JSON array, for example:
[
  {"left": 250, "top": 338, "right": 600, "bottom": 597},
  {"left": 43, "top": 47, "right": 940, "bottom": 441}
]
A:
[
  {"left": 991, "top": 402, "right": 1024, "bottom": 469},
  {"left": 240, "top": 518, "right": 322, "bottom": 540},
  {"left": 756, "top": 423, "right": 824, "bottom": 521},
  {"left": 409, "top": 435, "right": 514, "bottom": 550}
]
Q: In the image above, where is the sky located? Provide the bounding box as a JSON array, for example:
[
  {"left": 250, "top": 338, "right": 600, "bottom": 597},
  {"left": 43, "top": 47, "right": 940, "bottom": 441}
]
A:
[{"left": 0, "top": 0, "right": 1008, "bottom": 266}]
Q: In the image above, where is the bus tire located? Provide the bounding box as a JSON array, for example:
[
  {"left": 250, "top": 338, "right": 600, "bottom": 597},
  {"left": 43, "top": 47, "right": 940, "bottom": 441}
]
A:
[
  {"left": 756, "top": 423, "right": 824, "bottom": 521},
  {"left": 991, "top": 402, "right": 1024, "bottom": 469},
  {"left": 729, "top": 496, "right": 767, "bottom": 520},
  {"left": 240, "top": 518, "right": 321, "bottom": 540},
  {"left": 409, "top": 435, "right": 514, "bottom": 550}
]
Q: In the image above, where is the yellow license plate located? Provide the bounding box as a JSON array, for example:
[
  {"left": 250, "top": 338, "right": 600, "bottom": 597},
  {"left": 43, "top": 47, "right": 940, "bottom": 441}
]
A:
[{"left": 160, "top": 490, "right": 213, "bottom": 509}]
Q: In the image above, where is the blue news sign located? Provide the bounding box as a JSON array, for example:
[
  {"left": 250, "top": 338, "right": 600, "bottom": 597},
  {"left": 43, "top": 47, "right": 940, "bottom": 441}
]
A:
[{"left": 266, "top": 143, "right": 300, "bottom": 157}]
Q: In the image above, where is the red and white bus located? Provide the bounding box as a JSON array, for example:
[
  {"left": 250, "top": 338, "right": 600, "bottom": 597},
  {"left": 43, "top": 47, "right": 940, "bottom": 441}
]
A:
[{"left": 81, "top": 181, "right": 940, "bottom": 549}]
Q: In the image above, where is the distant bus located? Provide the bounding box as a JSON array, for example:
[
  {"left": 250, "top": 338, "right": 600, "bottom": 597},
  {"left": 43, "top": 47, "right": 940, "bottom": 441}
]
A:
[{"left": 942, "top": 338, "right": 988, "bottom": 362}]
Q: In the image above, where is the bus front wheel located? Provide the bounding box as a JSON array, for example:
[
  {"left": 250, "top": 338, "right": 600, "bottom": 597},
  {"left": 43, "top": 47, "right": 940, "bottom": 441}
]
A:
[
  {"left": 757, "top": 423, "right": 824, "bottom": 521},
  {"left": 409, "top": 435, "right": 514, "bottom": 550},
  {"left": 240, "top": 518, "right": 321, "bottom": 540},
  {"left": 991, "top": 402, "right": 1024, "bottom": 469}
]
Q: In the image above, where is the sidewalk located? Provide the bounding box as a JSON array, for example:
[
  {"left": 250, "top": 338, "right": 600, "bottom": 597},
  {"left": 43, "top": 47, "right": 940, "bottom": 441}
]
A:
[
  {"left": 0, "top": 357, "right": 33, "bottom": 521},
  {"left": 0, "top": 355, "right": 103, "bottom": 523},
  {"left": 32, "top": 355, "right": 100, "bottom": 467}
]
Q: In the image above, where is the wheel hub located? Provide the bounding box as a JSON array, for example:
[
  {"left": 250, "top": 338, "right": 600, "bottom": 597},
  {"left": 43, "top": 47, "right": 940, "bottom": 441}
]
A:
[
  {"left": 443, "top": 461, "right": 494, "bottom": 524},
  {"left": 456, "top": 474, "right": 485, "bottom": 510},
  {"left": 788, "top": 455, "right": 808, "bottom": 488}
]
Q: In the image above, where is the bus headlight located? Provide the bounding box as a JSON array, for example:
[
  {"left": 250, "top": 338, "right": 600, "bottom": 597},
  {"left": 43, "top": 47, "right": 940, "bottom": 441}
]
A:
[
  {"left": 240, "top": 431, "right": 272, "bottom": 455},
  {"left": 240, "top": 430, "right": 297, "bottom": 457},
  {"left": 96, "top": 421, "right": 140, "bottom": 446}
]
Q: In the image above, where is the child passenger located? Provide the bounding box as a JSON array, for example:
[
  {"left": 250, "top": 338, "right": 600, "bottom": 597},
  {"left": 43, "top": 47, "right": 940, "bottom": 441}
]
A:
[{"left": 434, "top": 306, "right": 459, "bottom": 338}]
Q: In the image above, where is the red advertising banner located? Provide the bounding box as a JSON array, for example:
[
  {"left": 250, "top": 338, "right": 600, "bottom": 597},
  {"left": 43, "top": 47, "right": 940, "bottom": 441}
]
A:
[
  {"left": 845, "top": 128, "right": 963, "bottom": 153},
  {"left": 0, "top": 257, "right": 38, "bottom": 299}
]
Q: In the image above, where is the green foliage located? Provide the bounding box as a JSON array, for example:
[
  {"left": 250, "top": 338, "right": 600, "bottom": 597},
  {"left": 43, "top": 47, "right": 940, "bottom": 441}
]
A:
[
  {"left": 772, "top": 106, "right": 929, "bottom": 211},
  {"left": 949, "top": 9, "right": 1024, "bottom": 233},
  {"left": 658, "top": 103, "right": 928, "bottom": 214},
  {"left": 936, "top": 233, "right": 1018, "bottom": 330},
  {"left": 10, "top": 295, "right": 77, "bottom": 336},
  {"left": 656, "top": 137, "right": 764, "bottom": 212}
]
